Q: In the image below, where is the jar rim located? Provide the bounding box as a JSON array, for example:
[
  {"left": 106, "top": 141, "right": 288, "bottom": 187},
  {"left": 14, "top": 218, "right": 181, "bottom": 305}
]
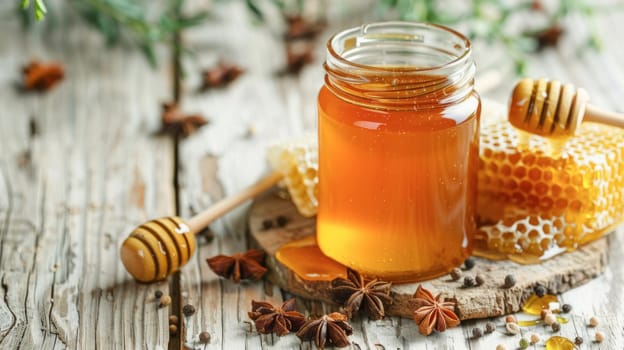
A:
[{"left": 326, "top": 21, "right": 472, "bottom": 73}]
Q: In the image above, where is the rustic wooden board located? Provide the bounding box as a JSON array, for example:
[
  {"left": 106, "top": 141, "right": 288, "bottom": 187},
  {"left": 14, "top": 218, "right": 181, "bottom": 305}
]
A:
[{"left": 248, "top": 192, "right": 608, "bottom": 320}]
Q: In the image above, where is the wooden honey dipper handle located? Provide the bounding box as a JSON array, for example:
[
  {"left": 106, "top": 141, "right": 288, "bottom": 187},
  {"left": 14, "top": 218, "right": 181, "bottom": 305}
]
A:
[
  {"left": 121, "top": 171, "right": 283, "bottom": 283},
  {"left": 186, "top": 171, "right": 283, "bottom": 233},
  {"left": 509, "top": 78, "right": 624, "bottom": 137},
  {"left": 585, "top": 104, "right": 624, "bottom": 129}
]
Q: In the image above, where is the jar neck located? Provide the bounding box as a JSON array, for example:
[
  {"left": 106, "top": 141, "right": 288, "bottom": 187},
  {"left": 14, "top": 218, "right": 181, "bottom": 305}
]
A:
[{"left": 324, "top": 22, "right": 475, "bottom": 110}]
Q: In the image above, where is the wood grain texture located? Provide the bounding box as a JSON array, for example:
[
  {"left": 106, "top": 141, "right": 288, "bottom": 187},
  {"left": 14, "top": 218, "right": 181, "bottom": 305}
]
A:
[
  {"left": 0, "top": 8, "right": 175, "bottom": 349},
  {"left": 2, "top": 0, "right": 624, "bottom": 349}
]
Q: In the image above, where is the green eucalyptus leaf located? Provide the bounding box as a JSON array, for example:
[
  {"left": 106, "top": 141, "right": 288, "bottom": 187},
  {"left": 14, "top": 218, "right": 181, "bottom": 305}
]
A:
[
  {"left": 245, "top": 0, "right": 264, "bottom": 21},
  {"left": 178, "top": 12, "right": 208, "bottom": 28}
]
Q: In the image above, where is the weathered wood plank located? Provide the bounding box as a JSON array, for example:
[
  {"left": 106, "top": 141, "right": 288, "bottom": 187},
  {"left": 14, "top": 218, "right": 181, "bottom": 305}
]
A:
[
  {"left": 248, "top": 190, "right": 609, "bottom": 319},
  {"left": 0, "top": 11, "right": 174, "bottom": 349}
]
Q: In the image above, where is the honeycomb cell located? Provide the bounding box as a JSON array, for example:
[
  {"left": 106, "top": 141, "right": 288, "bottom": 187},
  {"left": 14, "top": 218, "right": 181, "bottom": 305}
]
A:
[
  {"left": 528, "top": 168, "right": 541, "bottom": 181},
  {"left": 513, "top": 167, "right": 527, "bottom": 179},
  {"left": 523, "top": 153, "right": 536, "bottom": 165},
  {"left": 535, "top": 183, "right": 549, "bottom": 196},
  {"left": 519, "top": 180, "right": 532, "bottom": 193}
]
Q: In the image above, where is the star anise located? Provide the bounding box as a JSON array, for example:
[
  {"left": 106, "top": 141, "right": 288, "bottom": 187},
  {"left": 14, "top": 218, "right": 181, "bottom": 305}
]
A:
[
  {"left": 200, "top": 62, "right": 244, "bottom": 90},
  {"left": 248, "top": 298, "right": 305, "bottom": 336},
  {"left": 160, "top": 102, "right": 208, "bottom": 138},
  {"left": 22, "top": 60, "right": 65, "bottom": 92},
  {"left": 412, "top": 285, "right": 460, "bottom": 336},
  {"left": 206, "top": 249, "right": 267, "bottom": 283},
  {"left": 284, "top": 15, "right": 324, "bottom": 41},
  {"left": 330, "top": 268, "right": 392, "bottom": 320},
  {"left": 533, "top": 25, "right": 564, "bottom": 51},
  {"left": 296, "top": 312, "right": 353, "bottom": 349},
  {"left": 283, "top": 42, "right": 315, "bottom": 75}
]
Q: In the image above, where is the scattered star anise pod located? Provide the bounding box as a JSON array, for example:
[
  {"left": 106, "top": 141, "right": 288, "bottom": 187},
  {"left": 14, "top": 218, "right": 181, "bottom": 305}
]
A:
[
  {"left": 160, "top": 102, "right": 208, "bottom": 138},
  {"left": 412, "top": 285, "right": 460, "bottom": 336},
  {"left": 22, "top": 60, "right": 65, "bottom": 92},
  {"left": 206, "top": 249, "right": 267, "bottom": 283},
  {"left": 531, "top": 0, "right": 544, "bottom": 11},
  {"left": 283, "top": 42, "right": 315, "bottom": 75},
  {"left": 284, "top": 15, "right": 324, "bottom": 41},
  {"left": 248, "top": 298, "right": 305, "bottom": 336},
  {"left": 533, "top": 25, "right": 564, "bottom": 51},
  {"left": 200, "top": 62, "right": 244, "bottom": 90},
  {"left": 330, "top": 268, "right": 392, "bottom": 320},
  {"left": 296, "top": 312, "right": 353, "bottom": 350}
]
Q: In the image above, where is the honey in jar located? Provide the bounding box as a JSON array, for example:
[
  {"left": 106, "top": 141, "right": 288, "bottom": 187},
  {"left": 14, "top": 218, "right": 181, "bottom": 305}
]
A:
[{"left": 317, "top": 22, "right": 481, "bottom": 282}]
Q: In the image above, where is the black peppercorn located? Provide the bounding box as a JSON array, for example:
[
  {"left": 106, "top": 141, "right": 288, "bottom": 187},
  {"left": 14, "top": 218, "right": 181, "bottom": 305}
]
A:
[
  {"left": 484, "top": 322, "right": 496, "bottom": 334},
  {"left": 561, "top": 303, "right": 572, "bottom": 313},
  {"left": 551, "top": 322, "right": 560, "bottom": 332},
  {"left": 472, "top": 327, "right": 482, "bottom": 339},
  {"left": 183, "top": 304, "right": 196, "bottom": 317},
  {"left": 464, "top": 276, "right": 476, "bottom": 287},
  {"left": 276, "top": 215, "right": 288, "bottom": 227},
  {"left": 464, "top": 257, "right": 476, "bottom": 270},
  {"left": 503, "top": 274, "right": 516, "bottom": 288},
  {"left": 574, "top": 336, "right": 583, "bottom": 345},
  {"left": 534, "top": 285, "right": 546, "bottom": 297},
  {"left": 261, "top": 219, "right": 273, "bottom": 230},
  {"left": 155, "top": 290, "right": 163, "bottom": 299}
]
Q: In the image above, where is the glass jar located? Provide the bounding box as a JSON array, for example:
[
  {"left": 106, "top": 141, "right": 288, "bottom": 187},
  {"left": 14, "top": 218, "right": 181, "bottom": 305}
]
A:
[{"left": 317, "top": 22, "right": 480, "bottom": 282}]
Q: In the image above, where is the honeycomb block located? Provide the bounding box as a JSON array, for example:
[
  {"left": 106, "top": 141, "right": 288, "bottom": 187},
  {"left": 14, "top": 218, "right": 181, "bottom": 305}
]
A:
[
  {"left": 268, "top": 134, "right": 318, "bottom": 217},
  {"left": 476, "top": 120, "right": 624, "bottom": 261}
]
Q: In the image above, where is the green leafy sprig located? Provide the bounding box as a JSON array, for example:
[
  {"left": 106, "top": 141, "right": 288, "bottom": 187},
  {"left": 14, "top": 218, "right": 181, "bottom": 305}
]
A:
[
  {"left": 21, "top": 0, "right": 47, "bottom": 20},
  {"left": 375, "top": 0, "right": 615, "bottom": 74},
  {"left": 19, "top": 0, "right": 207, "bottom": 67}
]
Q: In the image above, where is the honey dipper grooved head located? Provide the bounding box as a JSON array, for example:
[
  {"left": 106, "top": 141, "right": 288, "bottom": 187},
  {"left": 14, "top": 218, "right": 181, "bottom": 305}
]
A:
[
  {"left": 120, "top": 217, "right": 195, "bottom": 283},
  {"left": 509, "top": 78, "right": 589, "bottom": 137}
]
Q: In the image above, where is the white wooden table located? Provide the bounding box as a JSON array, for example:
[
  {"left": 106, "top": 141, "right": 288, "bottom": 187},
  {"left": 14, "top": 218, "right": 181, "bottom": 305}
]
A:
[{"left": 1, "top": 1, "right": 623, "bottom": 349}]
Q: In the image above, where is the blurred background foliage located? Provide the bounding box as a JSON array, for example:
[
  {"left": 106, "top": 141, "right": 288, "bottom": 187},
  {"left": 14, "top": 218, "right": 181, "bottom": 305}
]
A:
[{"left": 18, "top": 0, "right": 619, "bottom": 73}]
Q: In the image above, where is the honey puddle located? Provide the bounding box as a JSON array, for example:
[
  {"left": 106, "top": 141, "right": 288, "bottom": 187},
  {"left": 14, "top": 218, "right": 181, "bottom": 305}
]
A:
[{"left": 275, "top": 235, "right": 346, "bottom": 281}]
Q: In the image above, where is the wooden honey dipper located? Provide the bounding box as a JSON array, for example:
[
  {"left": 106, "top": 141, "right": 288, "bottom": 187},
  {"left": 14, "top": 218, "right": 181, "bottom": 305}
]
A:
[
  {"left": 120, "top": 135, "right": 318, "bottom": 283},
  {"left": 509, "top": 78, "right": 624, "bottom": 137},
  {"left": 120, "top": 172, "right": 283, "bottom": 283}
]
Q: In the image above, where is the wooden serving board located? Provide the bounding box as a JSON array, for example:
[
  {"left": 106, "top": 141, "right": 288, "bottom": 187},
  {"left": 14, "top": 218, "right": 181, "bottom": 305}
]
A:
[{"left": 248, "top": 192, "right": 608, "bottom": 320}]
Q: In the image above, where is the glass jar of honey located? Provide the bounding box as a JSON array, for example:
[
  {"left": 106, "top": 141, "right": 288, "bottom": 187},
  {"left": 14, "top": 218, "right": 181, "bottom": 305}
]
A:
[{"left": 317, "top": 22, "right": 480, "bottom": 282}]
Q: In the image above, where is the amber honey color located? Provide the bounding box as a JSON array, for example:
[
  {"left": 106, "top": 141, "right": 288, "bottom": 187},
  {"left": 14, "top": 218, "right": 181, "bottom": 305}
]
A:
[
  {"left": 476, "top": 119, "right": 624, "bottom": 262},
  {"left": 317, "top": 75, "right": 480, "bottom": 282}
]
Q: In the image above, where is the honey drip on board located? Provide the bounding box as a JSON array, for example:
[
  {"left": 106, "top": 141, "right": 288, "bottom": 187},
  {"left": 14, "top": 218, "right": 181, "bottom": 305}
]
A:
[
  {"left": 517, "top": 316, "right": 568, "bottom": 327},
  {"left": 275, "top": 235, "right": 346, "bottom": 281},
  {"left": 518, "top": 294, "right": 568, "bottom": 326},
  {"left": 522, "top": 294, "right": 559, "bottom": 315},
  {"left": 545, "top": 336, "right": 576, "bottom": 350}
]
